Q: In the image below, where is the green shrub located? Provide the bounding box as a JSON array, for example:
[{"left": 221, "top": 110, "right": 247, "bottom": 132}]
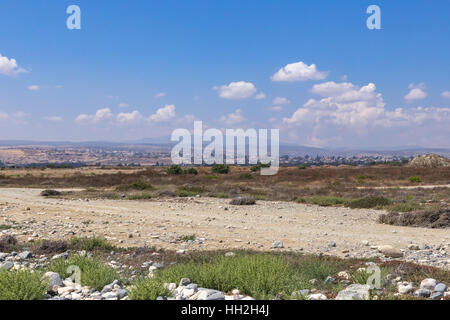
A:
[
  {"left": 250, "top": 163, "right": 270, "bottom": 172},
  {"left": 183, "top": 168, "right": 198, "bottom": 175},
  {"left": 346, "top": 196, "right": 392, "bottom": 209},
  {"left": 69, "top": 236, "right": 116, "bottom": 252},
  {"left": 167, "top": 165, "right": 183, "bottom": 175},
  {"left": 130, "top": 254, "right": 303, "bottom": 300},
  {"left": 210, "top": 192, "right": 229, "bottom": 199},
  {"left": 117, "top": 180, "right": 155, "bottom": 191},
  {"left": 239, "top": 173, "right": 253, "bottom": 179},
  {"left": 388, "top": 201, "right": 423, "bottom": 213},
  {"left": 47, "top": 255, "right": 119, "bottom": 291},
  {"left": 0, "top": 269, "right": 47, "bottom": 300},
  {"left": 176, "top": 186, "right": 205, "bottom": 197},
  {"left": 127, "top": 193, "right": 153, "bottom": 200},
  {"left": 298, "top": 164, "right": 308, "bottom": 170},
  {"left": 212, "top": 164, "right": 230, "bottom": 174},
  {"left": 408, "top": 176, "right": 421, "bottom": 183},
  {"left": 129, "top": 278, "right": 167, "bottom": 300},
  {"left": 309, "top": 196, "right": 347, "bottom": 207}
]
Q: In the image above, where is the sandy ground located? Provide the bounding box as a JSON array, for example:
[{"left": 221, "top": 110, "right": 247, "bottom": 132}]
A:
[{"left": 1, "top": 188, "right": 449, "bottom": 267}]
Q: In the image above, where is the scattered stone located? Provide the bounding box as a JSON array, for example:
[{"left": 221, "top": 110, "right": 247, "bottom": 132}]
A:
[
  {"left": 271, "top": 241, "right": 284, "bottom": 249},
  {"left": 42, "top": 272, "right": 64, "bottom": 290},
  {"left": 420, "top": 278, "right": 437, "bottom": 291},
  {"left": 434, "top": 283, "right": 446, "bottom": 293},
  {"left": 18, "top": 251, "right": 32, "bottom": 259},
  {"left": 308, "top": 293, "right": 327, "bottom": 300},
  {"left": 336, "top": 284, "right": 370, "bottom": 300},
  {"left": 377, "top": 245, "right": 403, "bottom": 258},
  {"left": 397, "top": 282, "right": 415, "bottom": 294},
  {"left": 328, "top": 241, "right": 336, "bottom": 247},
  {"left": 414, "top": 288, "right": 431, "bottom": 298}
]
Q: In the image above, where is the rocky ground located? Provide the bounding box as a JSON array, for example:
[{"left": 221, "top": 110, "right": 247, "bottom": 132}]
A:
[
  {"left": 1, "top": 249, "right": 449, "bottom": 300},
  {"left": 0, "top": 188, "right": 449, "bottom": 270}
]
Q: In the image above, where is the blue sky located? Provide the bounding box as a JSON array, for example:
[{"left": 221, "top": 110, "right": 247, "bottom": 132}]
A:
[{"left": 0, "top": 0, "right": 449, "bottom": 148}]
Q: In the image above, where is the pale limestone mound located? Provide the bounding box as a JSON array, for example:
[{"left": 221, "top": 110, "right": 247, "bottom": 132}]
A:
[{"left": 408, "top": 154, "right": 450, "bottom": 168}]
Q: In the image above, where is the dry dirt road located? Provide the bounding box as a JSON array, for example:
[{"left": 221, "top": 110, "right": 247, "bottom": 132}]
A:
[{"left": 1, "top": 188, "right": 449, "bottom": 269}]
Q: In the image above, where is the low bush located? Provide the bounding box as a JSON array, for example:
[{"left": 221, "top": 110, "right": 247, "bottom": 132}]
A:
[
  {"left": 230, "top": 197, "right": 256, "bottom": 206},
  {"left": 130, "top": 254, "right": 302, "bottom": 300},
  {"left": 308, "top": 196, "right": 347, "bottom": 207},
  {"left": 212, "top": 164, "right": 230, "bottom": 174},
  {"left": 183, "top": 168, "right": 198, "bottom": 175},
  {"left": 116, "top": 180, "right": 155, "bottom": 191},
  {"left": 47, "top": 254, "right": 119, "bottom": 291},
  {"left": 40, "top": 189, "right": 61, "bottom": 196},
  {"left": 346, "top": 196, "right": 392, "bottom": 209},
  {"left": 0, "top": 235, "right": 18, "bottom": 252},
  {"left": 69, "top": 236, "right": 116, "bottom": 252},
  {"left": 0, "top": 269, "right": 47, "bottom": 300},
  {"left": 408, "top": 176, "right": 422, "bottom": 183},
  {"left": 127, "top": 193, "right": 153, "bottom": 200},
  {"left": 167, "top": 165, "right": 183, "bottom": 175}
]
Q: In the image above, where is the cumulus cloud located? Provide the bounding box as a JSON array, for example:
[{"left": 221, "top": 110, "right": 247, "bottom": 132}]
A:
[
  {"left": 213, "top": 81, "right": 258, "bottom": 100},
  {"left": 271, "top": 61, "right": 328, "bottom": 82},
  {"left": 282, "top": 81, "right": 450, "bottom": 147},
  {"left": 75, "top": 108, "right": 113, "bottom": 124},
  {"left": 118, "top": 103, "right": 129, "bottom": 108},
  {"left": 117, "top": 110, "right": 143, "bottom": 123},
  {"left": 149, "top": 104, "right": 176, "bottom": 122},
  {"left": 27, "top": 85, "right": 39, "bottom": 91},
  {"left": 219, "top": 109, "right": 245, "bottom": 125},
  {"left": 155, "top": 92, "right": 166, "bottom": 98},
  {"left": 0, "top": 54, "right": 26, "bottom": 76},
  {"left": 441, "top": 91, "right": 450, "bottom": 99},
  {"left": 404, "top": 83, "right": 427, "bottom": 102},
  {"left": 44, "top": 116, "right": 63, "bottom": 122}
]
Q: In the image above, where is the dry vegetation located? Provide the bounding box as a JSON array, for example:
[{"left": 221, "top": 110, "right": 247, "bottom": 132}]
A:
[{"left": 1, "top": 165, "right": 449, "bottom": 228}]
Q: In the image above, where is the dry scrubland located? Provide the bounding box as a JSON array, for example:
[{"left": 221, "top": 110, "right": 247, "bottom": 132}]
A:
[{"left": 0, "top": 164, "right": 449, "bottom": 300}]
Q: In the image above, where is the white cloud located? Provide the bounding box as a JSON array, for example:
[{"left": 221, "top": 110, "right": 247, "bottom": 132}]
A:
[
  {"left": 272, "top": 97, "right": 290, "bottom": 105},
  {"left": 149, "top": 104, "right": 176, "bottom": 122},
  {"left": 282, "top": 81, "right": 450, "bottom": 147},
  {"left": 271, "top": 61, "right": 328, "bottom": 82},
  {"left": 119, "top": 103, "right": 129, "bottom": 108},
  {"left": 404, "top": 83, "right": 427, "bottom": 102},
  {"left": 0, "top": 54, "right": 26, "bottom": 76},
  {"left": 27, "top": 85, "right": 39, "bottom": 91},
  {"left": 441, "top": 91, "right": 450, "bottom": 99},
  {"left": 219, "top": 109, "right": 245, "bottom": 125},
  {"left": 44, "top": 116, "right": 63, "bottom": 122},
  {"left": 213, "top": 81, "right": 257, "bottom": 100},
  {"left": 75, "top": 108, "right": 113, "bottom": 124},
  {"left": 155, "top": 92, "right": 166, "bottom": 98},
  {"left": 117, "top": 110, "right": 143, "bottom": 123}
]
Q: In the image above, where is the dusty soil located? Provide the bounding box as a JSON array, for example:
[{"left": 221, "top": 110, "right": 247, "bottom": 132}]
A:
[{"left": 1, "top": 188, "right": 449, "bottom": 269}]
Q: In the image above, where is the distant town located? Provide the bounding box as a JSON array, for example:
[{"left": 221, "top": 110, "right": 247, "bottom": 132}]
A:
[{"left": 1, "top": 142, "right": 449, "bottom": 168}]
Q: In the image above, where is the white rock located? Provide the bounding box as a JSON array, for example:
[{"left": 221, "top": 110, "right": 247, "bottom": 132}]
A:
[
  {"left": 308, "top": 293, "right": 327, "bottom": 300},
  {"left": 420, "top": 278, "right": 437, "bottom": 291},
  {"left": 336, "top": 284, "right": 370, "bottom": 300}
]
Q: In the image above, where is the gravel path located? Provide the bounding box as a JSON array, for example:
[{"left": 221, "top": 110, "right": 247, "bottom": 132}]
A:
[{"left": 1, "top": 188, "right": 449, "bottom": 269}]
